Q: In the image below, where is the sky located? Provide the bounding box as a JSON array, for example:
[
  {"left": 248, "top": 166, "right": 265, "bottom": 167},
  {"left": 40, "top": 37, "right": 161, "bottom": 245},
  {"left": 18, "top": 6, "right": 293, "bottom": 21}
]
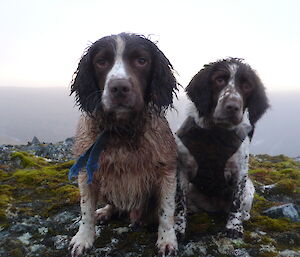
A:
[{"left": 0, "top": 0, "right": 299, "bottom": 93}]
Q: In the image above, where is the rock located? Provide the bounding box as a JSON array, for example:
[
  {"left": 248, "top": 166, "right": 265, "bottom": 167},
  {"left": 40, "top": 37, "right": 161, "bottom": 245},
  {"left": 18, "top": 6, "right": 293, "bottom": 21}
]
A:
[
  {"left": 181, "top": 241, "right": 207, "bottom": 256},
  {"left": 52, "top": 235, "right": 69, "bottom": 250},
  {"left": 31, "top": 136, "right": 41, "bottom": 145},
  {"left": 263, "top": 203, "right": 300, "bottom": 222},
  {"left": 233, "top": 248, "right": 251, "bottom": 257},
  {"left": 65, "top": 137, "right": 75, "bottom": 147},
  {"left": 1, "top": 147, "right": 300, "bottom": 257},
  {"left": 280, "top": 249, "right": 300, "bottom": 257},
  {"left": 17, "top": 232, "right": 32, "bottom": 245}
]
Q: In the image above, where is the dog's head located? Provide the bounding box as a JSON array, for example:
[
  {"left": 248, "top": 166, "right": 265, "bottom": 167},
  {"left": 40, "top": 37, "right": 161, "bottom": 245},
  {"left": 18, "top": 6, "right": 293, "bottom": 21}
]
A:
[
  {"left": 70, "top": 33, "right": 178, "bottom": 121},
  {"left": 186, "top": 58, "right": 269, "bottom": 127}
]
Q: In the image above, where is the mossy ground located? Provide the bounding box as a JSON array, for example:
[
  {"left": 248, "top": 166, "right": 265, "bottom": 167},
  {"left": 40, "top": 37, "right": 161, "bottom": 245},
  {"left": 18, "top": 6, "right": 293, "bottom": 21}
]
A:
[
  {"left": 0, "top": 152, "right": 77, "bottom": 224},
  {"left": 0, "top": 153, "right": 300, "bottom": 256}
]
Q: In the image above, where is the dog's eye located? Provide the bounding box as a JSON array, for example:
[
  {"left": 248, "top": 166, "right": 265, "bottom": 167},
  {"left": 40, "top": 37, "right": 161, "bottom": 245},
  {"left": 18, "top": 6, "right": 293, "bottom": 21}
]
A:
[
  {"left": 215, "top": 77, "right": 226, "bottom": 87},
  {"left": 242, "top": 82, "right": 253, "bottom": 92},
  {"left": 96, "top": 58, "right": 109, "bottom": 68},
  {"left": 135, "top": 57, "right": 148, "bottom": 66}
]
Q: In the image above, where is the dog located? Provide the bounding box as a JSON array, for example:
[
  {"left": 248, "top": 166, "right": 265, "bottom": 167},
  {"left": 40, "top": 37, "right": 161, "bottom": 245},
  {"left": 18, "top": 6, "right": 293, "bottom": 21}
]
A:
[
  {"left": 176, "top": 58, "right": 269, "bottom": 238},
  {"left": 68, "top": 33, "right": 179, "bottom": 256}
]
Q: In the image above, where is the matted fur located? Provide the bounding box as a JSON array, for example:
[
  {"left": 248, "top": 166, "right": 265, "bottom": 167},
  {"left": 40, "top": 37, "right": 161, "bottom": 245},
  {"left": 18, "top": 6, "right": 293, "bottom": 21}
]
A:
[
  {"left": 69, "top": 33, "right": 179, "bottom": 257},
  {"left": 73, "top": 113, "right": 177, "bottom": 213}
]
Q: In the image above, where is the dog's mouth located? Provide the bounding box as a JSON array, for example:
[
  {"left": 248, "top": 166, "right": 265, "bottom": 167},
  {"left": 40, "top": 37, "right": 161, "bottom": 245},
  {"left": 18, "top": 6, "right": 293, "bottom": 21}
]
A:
[
  {"left": 213, "top": 116, "right": 242, "bottom": 128},
  {"left": 108, "top": 105, "right": 136, "bottom": 121}
]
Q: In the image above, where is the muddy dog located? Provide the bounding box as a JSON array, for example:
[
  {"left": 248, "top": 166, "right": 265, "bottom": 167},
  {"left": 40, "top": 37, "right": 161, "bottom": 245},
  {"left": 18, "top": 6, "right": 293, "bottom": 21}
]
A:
[{"left": 68, "top": 33, "right": 180, "bottom": 256}]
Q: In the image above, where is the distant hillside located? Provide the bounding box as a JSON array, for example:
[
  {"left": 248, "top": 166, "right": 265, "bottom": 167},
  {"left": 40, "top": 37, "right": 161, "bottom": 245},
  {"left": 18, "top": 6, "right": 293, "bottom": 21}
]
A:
[
  {"left": 0, "top": 87, "right": 80, "bottom": 144},
  {"left": 0, "top": 87, "right": 299, "bottom": 157}
]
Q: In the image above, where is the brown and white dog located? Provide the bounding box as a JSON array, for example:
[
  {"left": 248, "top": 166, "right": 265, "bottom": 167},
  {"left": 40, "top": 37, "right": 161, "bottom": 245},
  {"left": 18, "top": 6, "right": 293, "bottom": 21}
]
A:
[
  {"left": 69, "top": 33, "right": 179, "bottom": 256},
  {"left": 177, "top": 58, "right": 269, "bottom": 238}
]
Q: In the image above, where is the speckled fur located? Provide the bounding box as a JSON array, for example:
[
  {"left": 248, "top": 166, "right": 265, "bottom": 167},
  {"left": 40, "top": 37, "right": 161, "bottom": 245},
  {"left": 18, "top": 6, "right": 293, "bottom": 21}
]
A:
[
  {"left": 178, "top": 110, "right": 255, "bottom": 238},
  {"left": 178, "top": 58, "right": 269, "bottom": 239}
]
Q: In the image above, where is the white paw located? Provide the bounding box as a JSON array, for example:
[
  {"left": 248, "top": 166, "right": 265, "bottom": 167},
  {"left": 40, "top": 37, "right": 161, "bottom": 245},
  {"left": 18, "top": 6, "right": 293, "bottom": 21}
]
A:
[
  {"left": 95, "top": 205, "right": 113, "bottom": 223},
  {"left": 69, "top": 230, "right": 95, "bottom": 257},
  {"left": 156, "top": 228, "right": 178, "bottom": 256}
]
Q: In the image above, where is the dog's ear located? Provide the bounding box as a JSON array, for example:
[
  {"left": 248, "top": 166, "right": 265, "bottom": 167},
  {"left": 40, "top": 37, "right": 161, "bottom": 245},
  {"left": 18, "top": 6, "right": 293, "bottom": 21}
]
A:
[
  {"left": 186, "top": 65, "right": 213, "bottom": 117},
  {"left": 247, "top": 73, "right": 270, "bottom": 125},
  {"left": 148, "top": 47, "right": 178, "bottom": 112},
  {"left": 70, "top": 46, "right": 100, "bottom": 116}
]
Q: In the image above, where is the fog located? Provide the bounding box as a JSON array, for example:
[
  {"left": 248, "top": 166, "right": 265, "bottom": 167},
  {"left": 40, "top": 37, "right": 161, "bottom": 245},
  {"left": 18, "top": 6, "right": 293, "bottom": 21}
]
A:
[{"left": 0, "top": 87, "right": 299, "bottom": 157}]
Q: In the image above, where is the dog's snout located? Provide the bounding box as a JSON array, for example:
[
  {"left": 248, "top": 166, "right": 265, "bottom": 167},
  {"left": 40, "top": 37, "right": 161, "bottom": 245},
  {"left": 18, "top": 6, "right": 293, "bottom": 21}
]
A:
[
  {"left": 225, "top": 102, "right": 240, "bottom": 113},
  {"left": 109, "top": 79, "right": 131, "bottom": 96}
]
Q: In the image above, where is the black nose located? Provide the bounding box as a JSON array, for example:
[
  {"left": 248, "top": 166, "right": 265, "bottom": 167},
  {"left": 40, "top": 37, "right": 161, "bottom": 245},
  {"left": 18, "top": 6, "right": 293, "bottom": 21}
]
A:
[
  {"left": 109, "top": 79, "right": 131, "bottom": 97},
  {"left": 225, "top": 102, "right": 240, "bottom": 114}
]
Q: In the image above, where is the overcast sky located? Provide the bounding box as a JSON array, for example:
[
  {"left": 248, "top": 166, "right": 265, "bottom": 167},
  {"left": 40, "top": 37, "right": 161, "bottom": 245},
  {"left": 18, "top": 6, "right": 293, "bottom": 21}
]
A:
[{"left": 0, "top": 0, "right": 299, "bottom": 93}]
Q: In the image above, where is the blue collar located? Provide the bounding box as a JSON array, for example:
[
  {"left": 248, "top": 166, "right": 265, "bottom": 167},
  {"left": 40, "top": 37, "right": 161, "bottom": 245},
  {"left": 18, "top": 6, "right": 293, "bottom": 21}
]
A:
[{"left": 68, "top": 130, "right": 109, "bottom": 184}]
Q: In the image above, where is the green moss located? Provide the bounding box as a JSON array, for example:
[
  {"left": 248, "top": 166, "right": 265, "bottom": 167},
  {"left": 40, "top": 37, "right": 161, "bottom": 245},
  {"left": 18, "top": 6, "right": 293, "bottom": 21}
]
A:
[
  {"left": 0, "top": 157, "right": 79, "bottom": 218},
  {"left": 55, "top": 185, "right": 79, "bottom": 203},
  {"left": 249, "top": 169, "right": 276, "bottom": 184},
  {"left": 250, "top": 154, "right": 300, "bottom": 171},
  {"left": 251, "top": 194, "right": 275, "bottom": 214},
  {"left": 247, "top": 214, "right": 300, "bottom": 232},
  {"left": 249, "top": 155, "right": 300, "bottom": 197},
  {"left": 0, "top": 169, "right": 9, "bottom": 180},
  {"left": 13, "top": 167, "right": 67, "bottom": 186},
  {"left": 187, "top": 212, "right": 215, "bottom": 235},
  {"left": 51, "top": 160, "right": 74, "bottom": 170},
  {"left": 274, "top": 178, "right": 300, "bottom": 195},
  {"left": 278, "top": 168, "right": 300, "bottom": 180},
  {"left": 0, "top": 184, "right": 14, "bottom": 221},
  {"left": 10, "top": 152, "right": 48, "bottom": 168}
]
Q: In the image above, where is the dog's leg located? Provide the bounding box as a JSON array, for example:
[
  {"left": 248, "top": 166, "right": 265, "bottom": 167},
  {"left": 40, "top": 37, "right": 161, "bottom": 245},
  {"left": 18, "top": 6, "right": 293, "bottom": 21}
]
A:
[
  {"left": 70, "top": 172, "right": 97, "bottom": 257},
  {"left": 174, "top": 169, "right": 187, "bottom": 237},
  {"left": 95, "top": 204, "right": 115, "bottom": 223},
  {"left": 225, "top": 139, "right": 255, "bottom": 238},
  {"left": 129, "top": 209, "right": 143, "bottom": 227},
  {"left": 226, "top": 174, "right": 255, "bottom": 238},
  {"left": 156, "top": 174, "right": 178, "bottom": 256}
]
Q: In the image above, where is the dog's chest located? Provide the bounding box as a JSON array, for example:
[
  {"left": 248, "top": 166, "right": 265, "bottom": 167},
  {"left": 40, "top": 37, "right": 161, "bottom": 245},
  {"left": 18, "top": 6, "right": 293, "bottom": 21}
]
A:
[
  {"left": 177, "top": 117, "right": 247, "bottom": 196},
  {"left": 93, "top": 129, "right": 176, "bottom": 211}
]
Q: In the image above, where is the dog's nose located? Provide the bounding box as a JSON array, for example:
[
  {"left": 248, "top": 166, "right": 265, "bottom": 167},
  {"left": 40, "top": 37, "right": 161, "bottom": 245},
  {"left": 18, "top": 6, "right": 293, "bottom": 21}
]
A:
[
  {"left": 225, "top": 102, "right": 240, "bottom": 114},
  {"left": 109, "top": 79, "right": 131, "bottom": 97}
]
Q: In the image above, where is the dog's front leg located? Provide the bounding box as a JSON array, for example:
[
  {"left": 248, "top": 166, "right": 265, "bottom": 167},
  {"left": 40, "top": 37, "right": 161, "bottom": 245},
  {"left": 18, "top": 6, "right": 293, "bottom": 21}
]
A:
[
  {"left": 226, "top": 174, "right": 255, "bottom": 238},
  {"left": 70, "top": 172, "right": 97, "bottom": 257},
  {"left": 156, "top": 174, "right": 178, "bottom": 256},
  {"left": 225, "top": 141, "right": 255, "bottom": 238}
]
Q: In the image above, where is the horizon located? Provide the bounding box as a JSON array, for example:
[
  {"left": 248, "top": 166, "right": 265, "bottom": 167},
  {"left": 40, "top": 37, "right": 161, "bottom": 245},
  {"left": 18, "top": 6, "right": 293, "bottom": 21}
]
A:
[{"left": 0, "top": 86, "right": 299, "bottom": 157}]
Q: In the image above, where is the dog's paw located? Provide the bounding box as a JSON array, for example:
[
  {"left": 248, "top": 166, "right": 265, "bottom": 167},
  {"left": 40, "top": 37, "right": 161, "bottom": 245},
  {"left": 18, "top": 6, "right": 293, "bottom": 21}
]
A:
[
  {"left": 95, "top": 205, "right": 113, "bottom": 223},
  {"left": 157, "top": 242, "right": 178, "bottom": 256},
  {"left": 69, "top": 231, "right": 95, "bottom": 257},
  {"left": 156, "top": 229, "right": 178, "bottom": 256},
  {"left": 225, "top": 227, "right": 243, "bottom": 239}
]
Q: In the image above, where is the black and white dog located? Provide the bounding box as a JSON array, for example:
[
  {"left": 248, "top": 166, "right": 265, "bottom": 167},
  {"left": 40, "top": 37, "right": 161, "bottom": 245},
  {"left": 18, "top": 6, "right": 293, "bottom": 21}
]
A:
[{"left": 176, "top": 58, "right": 269, "bottom": 238}]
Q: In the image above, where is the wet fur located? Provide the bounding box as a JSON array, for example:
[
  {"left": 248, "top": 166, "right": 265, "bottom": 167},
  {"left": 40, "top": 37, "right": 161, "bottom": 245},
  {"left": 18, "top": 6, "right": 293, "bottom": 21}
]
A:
[{"left": 69, "top": 33, "right": 179, "bottom": 256}]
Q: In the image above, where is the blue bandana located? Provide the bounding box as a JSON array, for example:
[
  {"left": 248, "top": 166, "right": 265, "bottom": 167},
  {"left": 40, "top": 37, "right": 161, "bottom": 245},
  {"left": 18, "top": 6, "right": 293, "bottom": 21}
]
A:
[{"left": 68, "top": 130, "right": 109, "bottom": 184}]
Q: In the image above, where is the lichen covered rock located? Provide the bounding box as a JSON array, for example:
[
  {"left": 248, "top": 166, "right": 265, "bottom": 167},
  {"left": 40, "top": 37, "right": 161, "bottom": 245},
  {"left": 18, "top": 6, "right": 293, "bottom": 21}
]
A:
[{"left": 0, "top": 142, "right": 299, "bottom": 256}]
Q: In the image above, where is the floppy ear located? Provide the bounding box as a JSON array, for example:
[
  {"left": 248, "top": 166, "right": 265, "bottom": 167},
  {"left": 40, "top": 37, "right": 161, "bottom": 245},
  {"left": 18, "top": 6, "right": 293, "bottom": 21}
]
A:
[
  {"left": 247, "top": 73, "right": 270, "bottom": 125},
  {"left": 148, "top": 47, "right": 178, "bottom": 112},
  {"left": 70, "top": 46, "right": 100, "bottom": 116},
  {"left": 186, "top": 65, "right": 213, "bottom": 117}
]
